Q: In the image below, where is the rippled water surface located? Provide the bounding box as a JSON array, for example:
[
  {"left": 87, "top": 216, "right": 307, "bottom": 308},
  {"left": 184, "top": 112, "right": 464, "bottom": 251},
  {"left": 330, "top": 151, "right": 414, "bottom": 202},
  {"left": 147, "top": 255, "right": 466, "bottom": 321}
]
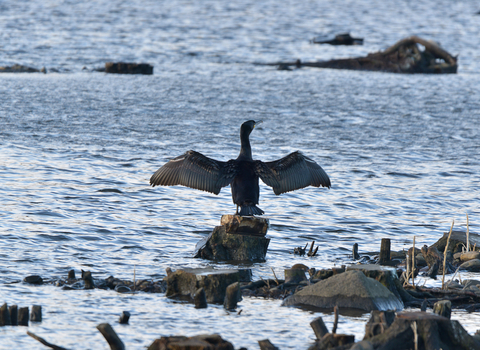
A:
[{"left": 1, "top": 0, "right": 480, "bottom": 349}]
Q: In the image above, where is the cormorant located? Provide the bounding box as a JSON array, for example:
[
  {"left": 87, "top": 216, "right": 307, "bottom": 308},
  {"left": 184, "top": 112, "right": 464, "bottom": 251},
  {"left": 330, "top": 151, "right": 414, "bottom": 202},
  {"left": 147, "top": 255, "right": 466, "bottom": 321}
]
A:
[{"left": 150, "top": 120, "right": 331, "bottom": 216}]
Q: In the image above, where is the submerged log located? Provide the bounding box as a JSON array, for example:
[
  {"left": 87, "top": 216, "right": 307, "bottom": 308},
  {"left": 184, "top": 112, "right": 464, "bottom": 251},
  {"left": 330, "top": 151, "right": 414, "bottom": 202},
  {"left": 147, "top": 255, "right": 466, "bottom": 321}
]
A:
[
  {"left": 271, "top": 36, "right": 458, "bottom": 74},
  {"left": 195, "top": 215, "right": 270, "bottom": 261}
]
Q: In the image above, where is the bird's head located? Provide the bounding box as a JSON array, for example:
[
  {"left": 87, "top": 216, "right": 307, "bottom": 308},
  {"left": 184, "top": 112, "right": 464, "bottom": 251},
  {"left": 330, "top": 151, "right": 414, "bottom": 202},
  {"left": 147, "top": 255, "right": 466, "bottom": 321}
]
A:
[{"left": 241, "top": 120, "right": 262, "bottom": 136}]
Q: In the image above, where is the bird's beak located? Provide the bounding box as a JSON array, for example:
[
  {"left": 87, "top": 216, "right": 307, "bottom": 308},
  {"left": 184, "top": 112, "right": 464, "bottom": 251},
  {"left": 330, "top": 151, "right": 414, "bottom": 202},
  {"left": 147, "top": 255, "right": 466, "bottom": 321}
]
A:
[{"left": 254, "top": 120, "right": 263, "bottom": 128}]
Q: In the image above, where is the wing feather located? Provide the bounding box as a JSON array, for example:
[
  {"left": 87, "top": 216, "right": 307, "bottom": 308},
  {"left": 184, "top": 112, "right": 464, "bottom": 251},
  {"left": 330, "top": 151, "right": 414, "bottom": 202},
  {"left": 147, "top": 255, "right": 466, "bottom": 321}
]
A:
[
  {"left": 255, "top": 151, "right": 331, "bottom": 195},
  {"left": 150, "top": 150, "right": 237, "bottom": 195}
]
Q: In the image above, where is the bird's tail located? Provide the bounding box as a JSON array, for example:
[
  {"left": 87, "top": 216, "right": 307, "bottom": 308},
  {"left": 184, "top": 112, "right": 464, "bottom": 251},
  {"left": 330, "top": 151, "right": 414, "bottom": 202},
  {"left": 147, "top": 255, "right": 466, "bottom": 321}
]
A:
[{"left": 239, "top": 205, "right": 264, "bottom": 216}]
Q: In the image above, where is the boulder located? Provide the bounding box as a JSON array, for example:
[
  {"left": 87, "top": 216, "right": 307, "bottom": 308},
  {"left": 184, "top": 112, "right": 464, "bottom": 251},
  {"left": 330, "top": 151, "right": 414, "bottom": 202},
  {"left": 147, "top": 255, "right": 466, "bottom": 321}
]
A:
[
  {"left": 148, "top": 334, "right": 234, "bottom": 350},
  {"left": 282, "top": 270, "right": 403, "bottom": 312},
  {"left": 454, "top": 251, "right": 480, "bottom": 262},
  {"left": 105, "top": 62, "right": 153, "bottom": 75},
  {"left": 284, "top": 268, "right": 307, "bottom": 284},
  {"left": 195, "top": 215, "right": 270, "bottom": 261},
  {"left": 165, "top": 267, "right": 251, "bottom": 304},
  {"left": 432, "top": 230, "right": 480, "bottom": 254}
]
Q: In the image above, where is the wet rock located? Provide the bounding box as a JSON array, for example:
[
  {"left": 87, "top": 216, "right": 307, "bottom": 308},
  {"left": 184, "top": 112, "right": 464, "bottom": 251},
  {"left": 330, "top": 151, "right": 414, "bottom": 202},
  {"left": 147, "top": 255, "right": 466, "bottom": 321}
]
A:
[
  {"left": 311, "top": 267, "right": 345, "bottom": 281},
  {"left": 365, "top": 312, "right": 480, "bottom": 350},
  {"left": 0, "top": 303, "right": 11, "bottom": 326},
  {"left": 115, "top": 285, "right": 132, "bottom": 293},
  {"left": 258, "top": 339, "right": 279, "bottom": 350},
  {"left": 105, "top": 62, "right": 153, "bottom": 75},
  {"left": 18, "top": 307, "right": 29, "bottom": 326},
  {"left": 165, "top": 267, "right": 251, "bottom": 304},
  {"left": 224, "top": 282, "right": 242, "bottom": 310},
  {"left": 421, "top": 245, "right": 455, "bottom": 277},
  {"left": 347, "top": 264, "right": 411, "bottom": 303},
  {"left": 9, "top": 305, "right": 17, "bottom": 326},
  {"left": 148, "top": 334, "right": 234, "bottom": 350},
  {"left": 195, "top": 215, "right": 270, "bottom": 261},
  {"left": 194, "top": 288, "right": 208, "bottom": 309},
  {"left": 282, "top": 270, "right": 403, "bottom": 312},
  {"left": 0, "top": 64, "right": 40, "bottom": 73},
  {"left": 68, "top": 269, "right": 76, "bottom": 279},
  {"left": 433, "top": 300, "right": 452, "bottom": 319},
  {"left": 460, "top": 259, "right": 480, "bottom": 272},
  {"left": 97, "top": 323, "right": 125, "bottom": 350},
  {"left": 119, "top": 311, "right": 130, "bottom": 324},
  {"left": 312, "top": 33, "right": 364, "bottom": 45},
  {"left": 463, "top": 279, "right": 480, "bottom": 290},
  {"left": 364, "top": 310, "right": 395, "bottom": 339},
  {"left": 24, "top": 275, "right": 44, "bottom": 285},
  {"left": 284, "top": 268, "right": 307, "bottom": 284},
  {"left": 350, "top": 341, "right": 374, "bottom": 350}
]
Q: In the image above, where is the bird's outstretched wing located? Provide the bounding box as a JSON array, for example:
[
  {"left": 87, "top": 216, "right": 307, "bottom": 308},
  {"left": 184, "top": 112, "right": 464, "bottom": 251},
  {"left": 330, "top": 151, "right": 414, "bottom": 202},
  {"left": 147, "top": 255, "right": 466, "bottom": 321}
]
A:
[
  {"left": 255, "top": 151, "right": 331, "bottom": 195},
  {"left": 150, "top": 150, "right": 237, "bottom": 195}
]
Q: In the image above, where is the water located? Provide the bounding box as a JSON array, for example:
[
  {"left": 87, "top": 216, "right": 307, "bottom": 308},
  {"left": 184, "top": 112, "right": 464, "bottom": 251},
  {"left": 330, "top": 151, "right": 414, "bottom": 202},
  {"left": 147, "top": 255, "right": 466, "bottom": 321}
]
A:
[{"left": 1, "top": 0, "right": 480, "bottom": 348}]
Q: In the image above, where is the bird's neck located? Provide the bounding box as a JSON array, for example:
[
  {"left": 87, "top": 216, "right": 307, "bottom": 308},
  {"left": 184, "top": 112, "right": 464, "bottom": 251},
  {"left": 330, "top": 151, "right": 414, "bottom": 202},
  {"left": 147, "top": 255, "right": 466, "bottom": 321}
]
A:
[{"left": 237, "top": 132, "right": 253, "bottom": 161}]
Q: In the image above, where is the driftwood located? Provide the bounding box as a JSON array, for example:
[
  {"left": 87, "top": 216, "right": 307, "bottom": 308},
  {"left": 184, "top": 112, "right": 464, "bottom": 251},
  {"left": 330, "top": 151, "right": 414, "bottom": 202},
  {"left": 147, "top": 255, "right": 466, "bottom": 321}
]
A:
[
  {"left": 27, "top": 331, "right": 69, "bottom": 350},
  {"left": 269, "top": 36, "right": 457, "bottom": 74}
]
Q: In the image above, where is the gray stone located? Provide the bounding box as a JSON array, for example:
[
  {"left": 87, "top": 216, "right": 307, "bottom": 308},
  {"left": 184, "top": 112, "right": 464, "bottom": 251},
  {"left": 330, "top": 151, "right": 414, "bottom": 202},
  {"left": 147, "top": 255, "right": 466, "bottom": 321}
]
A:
[
  {"left": 195, "top": 215, "right": 270, "bottom": 261},
  {"left": 284, "top": 268, "right": 307, "bottom": 284},
  {"left": 282, "top": 270, "right": 403, "bottom": 312},
  {"left": 350, "top": 341, "right": 374, "bottom": 350},
  {"left": 24, "top": 275, "right": 43, "bottom": 285},
  {"left": 165, "top": 267, "right": 251, "bottom": 304},
  {"left": 460, "top": 259, "right": 480, "bottom": 272},
  {"left": 459, "top": 251, "right": 480, "bottom": 262}
]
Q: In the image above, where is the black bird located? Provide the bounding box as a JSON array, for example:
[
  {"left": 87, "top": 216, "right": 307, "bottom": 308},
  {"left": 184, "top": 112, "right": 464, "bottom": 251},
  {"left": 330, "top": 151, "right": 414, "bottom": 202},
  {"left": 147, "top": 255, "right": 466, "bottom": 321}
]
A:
[{"left": 150, "top": 120, "right": 331, "bottom": 216}]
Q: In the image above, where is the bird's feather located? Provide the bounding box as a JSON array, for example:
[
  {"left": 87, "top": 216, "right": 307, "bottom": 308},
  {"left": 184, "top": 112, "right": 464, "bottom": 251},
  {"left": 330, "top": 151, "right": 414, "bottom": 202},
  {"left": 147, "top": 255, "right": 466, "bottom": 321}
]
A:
[
  {"left": 255, "top": 151, "right": 331, "bottom": 195},
  {"left": 150, "top": 150, "right": 237, "bottom": 194}
]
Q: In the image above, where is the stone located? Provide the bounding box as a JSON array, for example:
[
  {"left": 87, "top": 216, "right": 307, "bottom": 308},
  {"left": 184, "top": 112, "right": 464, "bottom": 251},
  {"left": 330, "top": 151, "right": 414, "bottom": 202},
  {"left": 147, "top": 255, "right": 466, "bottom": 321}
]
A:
[
  {"left": 147, "top": 334, "right": 234, "bottom": 350},
  {"left": 284, "top": 268, "right": 307, "bottom": 284},
  {"left": 105, "top": 62, "right": 153, "bottom": 75},
  {"left": 311, "top": 33, "right": 364, "bottom": 46},
  {"left": 347, "top": 264, "right": 411, "bottom": 303},
  {"left": 30, "top": 305, "right": 42, "bottom": 322},
  {"left": 24, "top": 275, "right": 43, "bottom": 285},
  {"left": 311, "top": 267, "right": 345, "bottom": 281},
  {"left": 463, "top": 279, "right": 480, "bottom": 290},
  {"left": 282, "top": 270, "right": 403, "bottom": 312},
  {"left": 82, "top": 270, "right": 95, "bottom": 289},
  {"left": 258, "top": 339, "right": 279, "bottom": 350},
  {"left": 365, "top": 312, "right": 480, "bottom": 350},
  {"left": 308, "top": 333, "right": 355, "bottom": 350},
  {"left": 224, "top": 282, "right": 242, "bottom": 310},
  {"left": 350, "top": 341, "right": 374, "bottom": 350},
  {"left": 165, "top": 267, "right": 251, "bottom": 304},
  {"left": 460, "top": 259, "right": 480, "bottom": 272},
  {"left": 433, "top": 300, "right": 452, "bottom": 319},
  {"left": 195, "top": 215, "right": 270, "bottom": 261}
]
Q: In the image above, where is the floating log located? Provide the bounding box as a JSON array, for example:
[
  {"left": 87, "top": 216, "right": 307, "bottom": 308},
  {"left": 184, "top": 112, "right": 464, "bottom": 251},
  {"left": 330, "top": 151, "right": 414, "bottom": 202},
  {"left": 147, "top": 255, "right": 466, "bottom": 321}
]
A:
[
  {"left": 269, "top": 36, "right": 458, "bottom": 74},
  {"left": 195, "top": 215, "right": 270, "bottom": 261},
  {"left": 105, "top": 62, "right": 153, "bottom": 75}
]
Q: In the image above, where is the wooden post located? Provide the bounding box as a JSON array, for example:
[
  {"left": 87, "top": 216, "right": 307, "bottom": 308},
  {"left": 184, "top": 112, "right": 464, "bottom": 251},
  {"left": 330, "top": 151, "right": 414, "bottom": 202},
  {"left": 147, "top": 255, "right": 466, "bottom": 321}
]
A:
[
  {"left": 310, "top": 317, "right": 329, "bottom": 339},
  {"left": 18, "top": 307, "right": 29, "bottom": 326},
  {"left": 9, "top": 305, "right": 18, "bottom": 326},
  {"left": 31, "top": 305, "right": 42, "bottom": 322},
  {"left": 0, "top": 303, "right": 11, "bottom": 326},
  {"left": 352, "top": 243, "right": 360, "bottom": 260},
  {"left": 379, "top": 238, "right": 391, "bottom": 265},
  {"left": 97, "top": 323, "right": 125, "bottom": 350}
]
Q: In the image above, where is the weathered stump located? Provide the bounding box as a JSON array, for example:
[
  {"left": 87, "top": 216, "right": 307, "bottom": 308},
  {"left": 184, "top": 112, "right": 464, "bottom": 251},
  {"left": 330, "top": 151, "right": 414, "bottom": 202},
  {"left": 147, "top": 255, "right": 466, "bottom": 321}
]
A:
[
  {"left": 18, "top": 307, "right": 29, "bottom": 326},
  {"left": 364, "top": 310, "right": 395, "bottom": 339},
  {"left": 194, "top": 288, "right": 208, "bottom": 309},
  {"left": 165, "top": 267, "right": 251, "bottom": 304},
  {"left": 433, "top": 300, "right": 452, "bottom": 319},
  {"left": 9, "top": 305, "right": 18, "bottom": 326},
  {"left": 195, "top": 215, "right": 270, "bottom": 261},
  {"left": 224, "top": 282, "right": 242, "bottom": 310},
  {"left": 0, "top": 303, "right": 11, "bottom": 326},
  {"left": 30, "top": 305, "right": 42, "bottom": 322},
  {"left": 379, "top": 238, "right": 391, "bottom": 265},
  {"left": 310, "top": 317, "right": 329, "bottom": 339},
  {"left": 97, "top": 323, "right": 125, "bottom": 350},
  {"left": 105, "top": 62, "right": 153, "bottom": 75},
  {"left": 119, "top": 311, "right": 130, "bottom": 324},
  {"left": 258, "top": 339, "right": 279, "bottom": 350}
]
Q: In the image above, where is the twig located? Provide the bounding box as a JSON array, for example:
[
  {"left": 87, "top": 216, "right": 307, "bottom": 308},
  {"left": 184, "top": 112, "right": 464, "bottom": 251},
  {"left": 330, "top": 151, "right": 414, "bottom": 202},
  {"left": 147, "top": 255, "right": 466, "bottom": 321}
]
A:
[
  {"left": 133, "top": 265, "right": 136, "bottom": 294},
  {"left": 442, "top": 220, "right": 454, "bottom": 290},
  {"left": 27, "top": 331, "right": 69, "bottom": 350},
  {"left": 332, "top": 305, "right": 339, "bottom": 334},
  {"left": 411, "top": 321, "right": 418, "bottom": 350},
  {"left": 270, "top": 267, "right": 279, "bottom": 286},
  {"left": 467, "top": 213, "right": 470, "bottom": 252}
]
